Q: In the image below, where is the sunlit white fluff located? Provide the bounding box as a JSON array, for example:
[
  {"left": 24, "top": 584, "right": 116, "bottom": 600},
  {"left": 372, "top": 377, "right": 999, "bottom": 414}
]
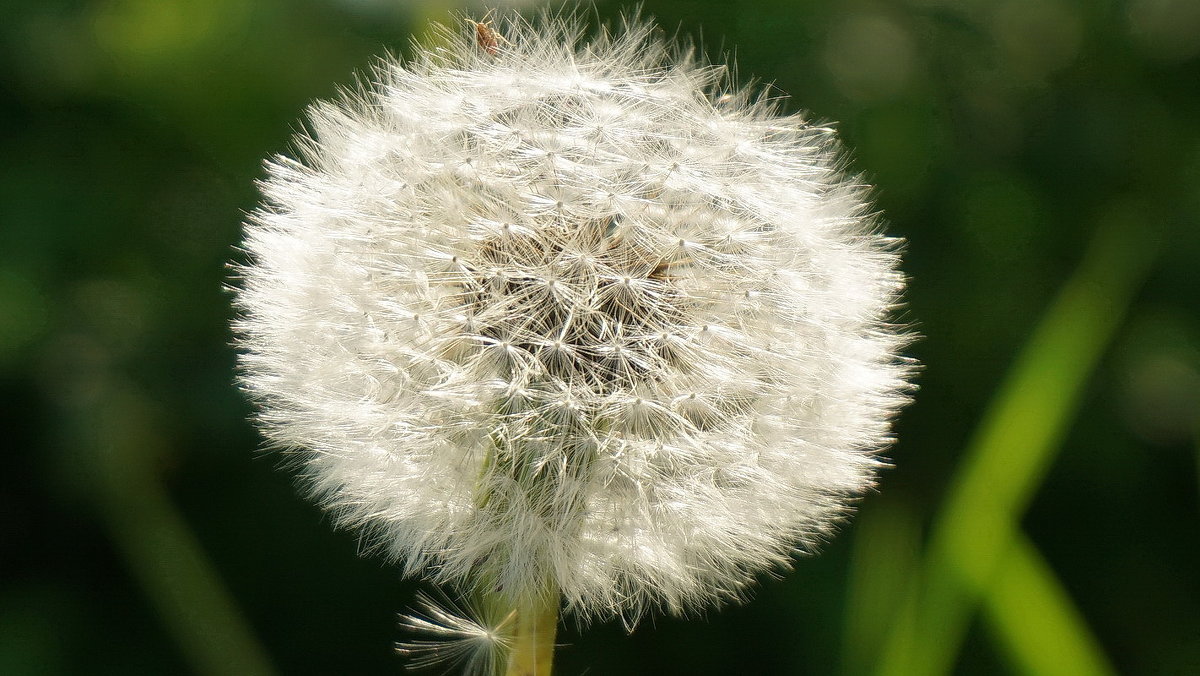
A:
[
  {"left": 233, "top": 9, "right": 913, "bottom": 628},
  {"left": 397, "top": 591, "right": 513, "bottom": 675}
]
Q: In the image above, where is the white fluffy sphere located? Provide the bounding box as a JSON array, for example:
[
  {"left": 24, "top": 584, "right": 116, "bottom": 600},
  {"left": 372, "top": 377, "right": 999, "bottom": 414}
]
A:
[{"left": 234, "top": 12, "right": 912, "bottom": 622}]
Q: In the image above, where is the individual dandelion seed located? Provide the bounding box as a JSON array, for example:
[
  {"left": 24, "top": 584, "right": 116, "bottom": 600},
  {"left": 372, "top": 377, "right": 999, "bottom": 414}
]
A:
[
  {"left": 397, "top": 591, "right": 515, "bottom": 675},
  {"left": 232, "top": 9, "right": 914, "bottom": 675}
]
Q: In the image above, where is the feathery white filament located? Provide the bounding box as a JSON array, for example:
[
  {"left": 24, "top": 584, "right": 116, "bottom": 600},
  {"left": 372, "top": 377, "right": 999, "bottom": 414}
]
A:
[
  {"left": 234, "top": 11, "right": 913, "bottom": 625},
  {"left": 397, "top": 591, "right": 512, "bottom": 675}
]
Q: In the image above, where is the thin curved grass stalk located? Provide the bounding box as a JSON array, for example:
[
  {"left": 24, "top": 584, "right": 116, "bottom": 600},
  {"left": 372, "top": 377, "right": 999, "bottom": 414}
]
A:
[{"left": 875, "top": 218, "right": 1154, "bottom": 675}]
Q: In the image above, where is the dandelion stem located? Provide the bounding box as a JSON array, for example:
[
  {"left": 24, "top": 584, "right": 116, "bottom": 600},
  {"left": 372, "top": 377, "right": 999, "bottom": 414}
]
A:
[{"left": 503, "top": 590, "right": 559, "bottom": 676}]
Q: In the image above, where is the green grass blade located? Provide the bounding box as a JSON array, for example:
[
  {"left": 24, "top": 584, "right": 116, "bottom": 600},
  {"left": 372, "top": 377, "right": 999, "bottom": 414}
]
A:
[
  {"left": 841, "top": 500, "right": 921, "bottom": 676},
  {"left": 876, "top": 217, "right": 1158, "bottom": 676},
  {"left": 984, "top": 533, "right": 1116, "bottom": 676},
  {"left": 89, "top": 387, "right": 278, "bottom": 676}
]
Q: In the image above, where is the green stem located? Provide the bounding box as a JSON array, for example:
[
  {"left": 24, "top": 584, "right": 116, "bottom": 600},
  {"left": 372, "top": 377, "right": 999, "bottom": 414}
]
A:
[{"left": 503, "top": 591, "right": 560, "bottom": 676}]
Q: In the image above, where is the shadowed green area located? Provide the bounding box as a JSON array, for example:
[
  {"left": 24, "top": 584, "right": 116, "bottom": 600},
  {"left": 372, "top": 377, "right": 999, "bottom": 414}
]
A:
[
  {"left": 2, "top": 1, "right": 1197, "bottom": 674},
  {"left": 85, "top": 385, "right": 277, "bottom": 676}
]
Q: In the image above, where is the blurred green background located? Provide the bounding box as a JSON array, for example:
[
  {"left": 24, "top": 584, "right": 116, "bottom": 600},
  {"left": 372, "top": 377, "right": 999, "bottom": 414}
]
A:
[{"left": 2, "top": 0, "right": 1198, "bottom": 674}]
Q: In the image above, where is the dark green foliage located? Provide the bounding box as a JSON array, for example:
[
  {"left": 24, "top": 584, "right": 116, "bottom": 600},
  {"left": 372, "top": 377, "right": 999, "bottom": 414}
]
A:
[{"left": 1, "top": 1, "right": 1197, "bottom": 673}]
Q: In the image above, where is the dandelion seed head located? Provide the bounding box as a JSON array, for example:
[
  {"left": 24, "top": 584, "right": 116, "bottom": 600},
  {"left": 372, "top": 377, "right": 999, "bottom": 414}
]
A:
[{"left": 234, "top": 10, "right": 914, "bottom": 624}]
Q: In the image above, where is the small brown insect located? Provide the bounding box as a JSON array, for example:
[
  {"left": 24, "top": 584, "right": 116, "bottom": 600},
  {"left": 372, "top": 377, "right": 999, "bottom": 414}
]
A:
[{"left": 469, "top": 11, "right": 510, "bottom": 57}]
